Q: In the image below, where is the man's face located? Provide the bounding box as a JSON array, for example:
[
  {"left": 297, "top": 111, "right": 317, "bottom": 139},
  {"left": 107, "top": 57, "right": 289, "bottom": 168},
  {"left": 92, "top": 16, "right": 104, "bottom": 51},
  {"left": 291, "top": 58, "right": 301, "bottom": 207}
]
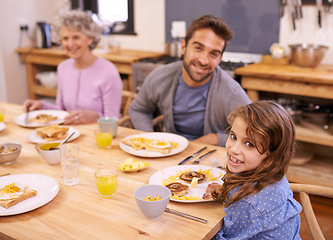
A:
[{"left": 181, "top": 28, "right": 225, "bottom": 87}]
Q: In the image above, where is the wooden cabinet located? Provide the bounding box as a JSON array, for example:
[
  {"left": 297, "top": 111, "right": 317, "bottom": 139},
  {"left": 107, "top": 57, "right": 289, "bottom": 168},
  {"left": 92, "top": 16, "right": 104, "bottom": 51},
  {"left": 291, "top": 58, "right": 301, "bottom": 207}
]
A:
[
  {"left": 235, "top": 63, "right": 333, "bottom": 188},
  {"left": 16, "top": 47, "right": 163, "bottom": 99}
]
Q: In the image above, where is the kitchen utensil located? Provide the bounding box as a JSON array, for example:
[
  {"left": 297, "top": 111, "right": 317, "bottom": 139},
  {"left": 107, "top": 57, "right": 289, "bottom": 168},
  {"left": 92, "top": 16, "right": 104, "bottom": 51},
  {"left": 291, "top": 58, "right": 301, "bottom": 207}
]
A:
[
  {"left": 297, "top": 0, "right": 303, "bottom": 18},
  {"left": 192, "top": 149, "right": 217, "bottom": 164},
  {"left": 280, "top": 0, "right": 287, "bottom": 17},
  {"left": 38, "top": 142, "right": 61, "bottom": 165},
  {"left": 178, "top": 146, "right": 207, "bottom": 165},
  {"left": 316, "top": 0, "right": 323, "bottom": 27},
  {"left": 210, "top": 157, "right": 225, "bottom": 170},
  {"left": 25, "top": 109, "right": 29, "bottom": 126},
  {"left": 0, "top": 173, "right": 10, "bottom": 177},
  {"left": 327, "top": 0, "right": 332, "bottom": 13},
  {"left": 289, "top": 44, "right": 328, "bottom": 68},
  {"left": 165, "top": 208, "right": 207, "bottom": 224},
  {"left": 56, "top": 131, "right": 75, "bottom": 150}
]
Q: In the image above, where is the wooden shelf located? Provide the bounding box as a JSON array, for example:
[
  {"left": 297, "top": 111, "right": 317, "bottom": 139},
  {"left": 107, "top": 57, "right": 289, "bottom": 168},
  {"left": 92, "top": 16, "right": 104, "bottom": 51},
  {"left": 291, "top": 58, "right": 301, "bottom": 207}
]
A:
[
  {"left": 296, "top": 121, "right": 333, "bottom": 147},
  {"left": 34, "top": 85, "right": 57, "bottom": 98},
  {"left": 287, "top": 156, "right": 333, "bottom": 188}
]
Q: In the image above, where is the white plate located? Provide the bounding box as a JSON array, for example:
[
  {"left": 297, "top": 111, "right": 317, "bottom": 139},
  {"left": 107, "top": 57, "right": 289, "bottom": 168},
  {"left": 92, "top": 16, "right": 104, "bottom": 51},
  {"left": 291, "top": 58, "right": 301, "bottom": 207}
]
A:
[
  {"left": 28, "top": 127, "right": 80, "bottom": 144},
  {"left": 149, "top": 165, "right": 225, "bottom": 203},
  {"left": 14, "top": 110, "right": 69, "bottom": 128},
  {"left": 0, "top": 122, "right": 5, "bottom": 132},
  {"left": 0, "top": 174, "right": 60, "bottom": 216},
  {"left": 119, "top": 132, "right": 189, "bottom": 158}
]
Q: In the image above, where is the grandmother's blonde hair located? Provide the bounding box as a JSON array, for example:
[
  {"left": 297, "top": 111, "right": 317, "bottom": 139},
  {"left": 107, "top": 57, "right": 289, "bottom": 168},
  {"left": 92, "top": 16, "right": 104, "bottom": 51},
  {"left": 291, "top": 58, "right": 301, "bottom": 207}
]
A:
[{"left": 52, "top": 9, "right": 102, "bottom": 50}]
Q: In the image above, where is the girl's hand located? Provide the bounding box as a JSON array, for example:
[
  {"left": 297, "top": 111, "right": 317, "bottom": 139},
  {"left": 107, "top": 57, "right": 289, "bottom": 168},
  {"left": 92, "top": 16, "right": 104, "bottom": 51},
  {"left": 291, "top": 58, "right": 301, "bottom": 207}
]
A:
[
  {"left": 64, "top": 110, "right": 99, "bottom": 125},
  {"left": 202, "top": 182, "right": 222, "bottom": 200},
  {"left": 23, "top": 99, "right": 43, "bottom": 112}
]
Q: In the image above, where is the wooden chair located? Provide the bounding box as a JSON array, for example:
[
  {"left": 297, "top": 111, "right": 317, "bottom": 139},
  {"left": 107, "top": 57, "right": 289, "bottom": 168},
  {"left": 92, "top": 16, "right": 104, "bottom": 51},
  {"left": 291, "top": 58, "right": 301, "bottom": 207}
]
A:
[
  {"left": 118, "top": 90, "right": 164, "bottom": 131},
  {"left": 290, "top": 183, "right": 333, "bottom": 240},
  {"left": 118, "top": 90, "right": 137, "bottom": 128}
]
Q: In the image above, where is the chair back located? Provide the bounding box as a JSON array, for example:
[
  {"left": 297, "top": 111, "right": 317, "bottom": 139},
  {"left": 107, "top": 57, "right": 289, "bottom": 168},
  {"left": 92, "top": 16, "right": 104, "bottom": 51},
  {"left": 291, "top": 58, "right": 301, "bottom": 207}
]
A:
[{"left": 290, "top": 183, "right": 333, "bottom": 240}]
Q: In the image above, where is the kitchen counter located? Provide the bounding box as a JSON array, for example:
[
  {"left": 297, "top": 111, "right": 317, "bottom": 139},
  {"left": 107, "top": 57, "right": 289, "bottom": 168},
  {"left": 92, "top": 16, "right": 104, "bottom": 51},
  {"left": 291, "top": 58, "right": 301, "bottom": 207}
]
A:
[
  {"left": 235, "top": 62, "right": 333, "bottom": 101},
  {"left": 16, "top": 47, "right": 163, "bottom": 98},
  {"left": 235, "top": 62, "right": 333, "bottom": 188}
]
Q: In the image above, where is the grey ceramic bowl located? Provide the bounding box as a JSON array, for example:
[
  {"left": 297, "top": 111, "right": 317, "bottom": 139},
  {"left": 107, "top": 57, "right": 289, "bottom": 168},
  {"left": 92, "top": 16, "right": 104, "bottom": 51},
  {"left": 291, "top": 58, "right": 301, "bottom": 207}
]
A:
[
  {"left": 0, "top": 143, "right": 22, "bottom": 165},
  {"left": 289, "top": 44, "right": 328, "bottom": 68},
  {"left": 134, "top": 185, "right": 171, "bottom": 219}
]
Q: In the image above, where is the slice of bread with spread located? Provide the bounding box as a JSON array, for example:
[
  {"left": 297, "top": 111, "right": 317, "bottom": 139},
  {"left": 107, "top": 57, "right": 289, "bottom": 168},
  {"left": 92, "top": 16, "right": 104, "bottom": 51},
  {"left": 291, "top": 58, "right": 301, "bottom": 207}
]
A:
[{"left": 0, "top": 183, "right": 37, "bottom": 209}]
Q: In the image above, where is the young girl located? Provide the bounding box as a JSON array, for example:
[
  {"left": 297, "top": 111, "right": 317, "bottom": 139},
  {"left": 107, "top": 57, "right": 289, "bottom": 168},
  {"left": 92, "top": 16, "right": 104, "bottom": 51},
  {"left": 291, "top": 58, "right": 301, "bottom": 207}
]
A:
[{"left": 210, "top": 100, "right": 302, "bottom": 239}]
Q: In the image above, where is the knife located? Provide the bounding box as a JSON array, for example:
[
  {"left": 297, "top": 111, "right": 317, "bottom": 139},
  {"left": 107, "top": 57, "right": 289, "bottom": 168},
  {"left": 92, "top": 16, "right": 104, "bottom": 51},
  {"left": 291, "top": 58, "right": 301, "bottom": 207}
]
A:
[
  {"left": 165, "top": 208, "right": 207, "bottom": 224},
  {"left": 316, "top": 0, "right": 323, "bottom": 28},
  {"left": 25, "top": 109, "right": 30, "bottom": 126},
  {"left": 178, "top": 146, "right": 207, "bottom": 165},
  {"left": 210, "top": 157, "right": 225, "bottom": 170}
]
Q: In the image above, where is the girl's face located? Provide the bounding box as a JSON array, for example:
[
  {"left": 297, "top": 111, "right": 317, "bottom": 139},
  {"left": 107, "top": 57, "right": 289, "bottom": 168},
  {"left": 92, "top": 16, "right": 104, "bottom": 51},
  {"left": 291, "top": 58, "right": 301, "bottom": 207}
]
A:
[
  {"left": 225, "top": 117, "right": 269, "bottom": 173},
  {"left": 61, "top": 26, "right": 92, "bottom": 60}
]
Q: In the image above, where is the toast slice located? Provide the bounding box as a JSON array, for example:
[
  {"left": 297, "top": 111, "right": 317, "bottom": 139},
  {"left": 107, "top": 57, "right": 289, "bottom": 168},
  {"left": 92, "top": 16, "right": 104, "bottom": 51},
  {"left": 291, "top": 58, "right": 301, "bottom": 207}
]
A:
[
  {"left": 121, "top": 138, "right": 172, "bottom": 154},
  {"left": 36, "top": 124, "right": 69, "bottom": 141},
  {"left": 0, "top": 188, "right": 37, "bottom": 209}
]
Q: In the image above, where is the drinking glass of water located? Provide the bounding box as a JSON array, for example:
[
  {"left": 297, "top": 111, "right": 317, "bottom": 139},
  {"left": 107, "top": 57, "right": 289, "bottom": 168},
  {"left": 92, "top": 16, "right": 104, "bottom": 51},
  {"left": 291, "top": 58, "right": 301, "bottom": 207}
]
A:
[{"left": 60, "top": 143, "right": 79, "bottom": 185}]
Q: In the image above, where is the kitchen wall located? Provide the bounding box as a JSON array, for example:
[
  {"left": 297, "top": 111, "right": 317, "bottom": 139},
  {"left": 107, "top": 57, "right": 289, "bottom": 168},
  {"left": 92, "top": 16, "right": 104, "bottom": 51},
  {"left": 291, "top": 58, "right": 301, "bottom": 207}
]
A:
[{"left": 0, "top": 1, "right": 332, "bottom": 105}]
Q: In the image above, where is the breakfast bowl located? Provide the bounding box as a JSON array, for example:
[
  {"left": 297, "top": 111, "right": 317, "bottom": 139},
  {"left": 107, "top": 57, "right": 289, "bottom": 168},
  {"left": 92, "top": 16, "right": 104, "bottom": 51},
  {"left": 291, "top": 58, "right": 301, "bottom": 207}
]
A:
[
  {"left": 0, "top": 143, "right": 22, "bottom": 165},
  {"left": 35, "top": 71, "right": 58, "bottom": 88},
  {"left": 289, "top": 44, "right": 328, "bottom": 68},
  {"left": 134, "top": 185, "right": 171, "bottom": 219},
  {"left": 37, "top": 142, "right": 61, "bottom": 164}
]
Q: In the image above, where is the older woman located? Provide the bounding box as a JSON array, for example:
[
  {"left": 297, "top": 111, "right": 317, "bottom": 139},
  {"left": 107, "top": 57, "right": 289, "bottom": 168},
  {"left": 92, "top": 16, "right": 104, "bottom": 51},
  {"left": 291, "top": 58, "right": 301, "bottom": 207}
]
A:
[{"left": 23, "top": 10, "right": 122, "bottom": 125}]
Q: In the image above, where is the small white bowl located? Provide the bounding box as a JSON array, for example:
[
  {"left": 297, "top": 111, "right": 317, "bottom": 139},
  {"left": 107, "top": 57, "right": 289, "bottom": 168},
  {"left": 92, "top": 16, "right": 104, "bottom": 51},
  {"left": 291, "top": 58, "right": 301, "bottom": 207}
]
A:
[
  {"left": 36, "top": 71, "right": 58, "bottom": 88},
  {"left": 38, "top": 142, "right": 60, "bottom": 164},
  {"left": 134, "top": 185, "right": 171, "bottom": 219}
]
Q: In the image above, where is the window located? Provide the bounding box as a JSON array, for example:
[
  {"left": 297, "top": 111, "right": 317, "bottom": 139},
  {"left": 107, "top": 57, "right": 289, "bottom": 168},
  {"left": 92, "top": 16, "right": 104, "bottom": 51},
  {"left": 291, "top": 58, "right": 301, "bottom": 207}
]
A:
[{"left": 71, "top": 0, "right": 135, "bottom": 35}]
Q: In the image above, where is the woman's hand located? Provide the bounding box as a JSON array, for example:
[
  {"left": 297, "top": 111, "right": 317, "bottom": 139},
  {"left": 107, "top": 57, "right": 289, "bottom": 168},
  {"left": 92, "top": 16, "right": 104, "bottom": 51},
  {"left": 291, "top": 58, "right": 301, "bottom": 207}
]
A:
[
  {"left": 64, "top": 110, "right": 99, "bottom": 125},
  {"left": 23, "top": 99, "right": 43, "bottom": 112}
]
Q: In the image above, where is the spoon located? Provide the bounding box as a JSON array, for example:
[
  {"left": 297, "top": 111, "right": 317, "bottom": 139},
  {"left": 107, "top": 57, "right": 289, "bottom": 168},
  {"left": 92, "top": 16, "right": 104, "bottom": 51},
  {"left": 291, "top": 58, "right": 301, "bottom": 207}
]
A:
[{"left": 56, "top": 131, "right": 75, "bottom": 150}]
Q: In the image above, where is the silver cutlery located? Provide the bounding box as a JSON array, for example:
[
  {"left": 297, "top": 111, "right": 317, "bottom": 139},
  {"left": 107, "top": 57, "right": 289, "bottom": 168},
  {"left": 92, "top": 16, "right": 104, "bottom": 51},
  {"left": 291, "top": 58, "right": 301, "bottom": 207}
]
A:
[
  {"left": 56, "top": 131, "right": 75, "bottom": 150},
  {"left": 178, "top": 146, "right": 207, "bottom": 165},
  {"left": 165, "top": 208, "right": 207, "bottom": 224},
  {"left": 210, "top": 157, "right": 225, "bottom": 170},
  {"left": 25, "top": 109, "right": 30, "bottom": 125},
  {"left": 192, "top": 149, "right": 217, "bottom": 164},
  {"left": 0, "top": 173, "right": 10, "bottom": 177}
]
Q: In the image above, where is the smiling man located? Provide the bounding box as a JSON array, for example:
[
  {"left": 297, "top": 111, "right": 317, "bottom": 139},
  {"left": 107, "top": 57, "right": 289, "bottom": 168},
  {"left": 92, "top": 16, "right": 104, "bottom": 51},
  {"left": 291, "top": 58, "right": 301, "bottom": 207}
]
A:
[{"left": 129, "top": 15, "right": 251, "bottom": 147}]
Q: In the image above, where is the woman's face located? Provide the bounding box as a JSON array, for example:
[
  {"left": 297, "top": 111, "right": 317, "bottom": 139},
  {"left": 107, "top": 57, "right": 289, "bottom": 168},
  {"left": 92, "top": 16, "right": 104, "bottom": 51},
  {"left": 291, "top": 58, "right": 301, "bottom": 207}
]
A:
[
  {"left": 180, "top": 28, "right": 224, "bottom": 87},
  {"left": 225, "top": 117, "right": 269, "bottom": 173},
  {"left": 61, "top": 26, "right": 93, "bottom": 60}
]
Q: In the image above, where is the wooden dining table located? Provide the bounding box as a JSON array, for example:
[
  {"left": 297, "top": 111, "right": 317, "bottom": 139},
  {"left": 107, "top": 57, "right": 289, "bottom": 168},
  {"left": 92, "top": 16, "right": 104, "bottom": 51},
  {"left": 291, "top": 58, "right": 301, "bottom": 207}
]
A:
[{"left": 0, "top": 102, "right": 226, "bottom": 240}]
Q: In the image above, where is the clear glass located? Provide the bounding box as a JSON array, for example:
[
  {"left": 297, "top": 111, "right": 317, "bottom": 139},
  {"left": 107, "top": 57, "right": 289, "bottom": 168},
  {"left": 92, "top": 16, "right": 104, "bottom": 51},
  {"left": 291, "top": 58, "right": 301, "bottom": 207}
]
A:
[
  {"left": 60, "top": 143, "right": 79, "bottom": 185},
  {"left": 95, "top": 169, "right": 118, "bottom": 198}
]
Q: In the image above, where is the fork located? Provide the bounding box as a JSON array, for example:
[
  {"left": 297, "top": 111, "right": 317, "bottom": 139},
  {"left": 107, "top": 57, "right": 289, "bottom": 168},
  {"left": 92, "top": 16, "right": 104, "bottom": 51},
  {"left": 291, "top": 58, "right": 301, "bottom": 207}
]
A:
[{"left": 192, "top": 149, "right": 217, "bottom": 164}]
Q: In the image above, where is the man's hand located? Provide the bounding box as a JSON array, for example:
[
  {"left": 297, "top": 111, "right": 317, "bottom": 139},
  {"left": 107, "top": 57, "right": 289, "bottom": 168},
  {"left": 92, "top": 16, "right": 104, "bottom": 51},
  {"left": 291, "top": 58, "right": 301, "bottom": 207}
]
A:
[
  {"left": 193, "top": 133, "right": 218, "bottom": 145},
  {"left": 64, "top": 110, "right": 99, "bottom": 125}
]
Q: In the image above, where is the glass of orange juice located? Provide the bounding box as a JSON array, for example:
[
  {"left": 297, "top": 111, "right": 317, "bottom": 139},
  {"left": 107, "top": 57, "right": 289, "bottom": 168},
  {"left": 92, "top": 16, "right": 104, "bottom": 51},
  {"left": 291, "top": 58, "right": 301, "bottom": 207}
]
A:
[
  {"left": 95, "top": 129, "right": 113, "bottom": 149},
  {"left": 94, "top": 169, "right": 118, "bottom": 198},
  {"left": 0, "top": 107, "right": 4, "bottom": 122}
]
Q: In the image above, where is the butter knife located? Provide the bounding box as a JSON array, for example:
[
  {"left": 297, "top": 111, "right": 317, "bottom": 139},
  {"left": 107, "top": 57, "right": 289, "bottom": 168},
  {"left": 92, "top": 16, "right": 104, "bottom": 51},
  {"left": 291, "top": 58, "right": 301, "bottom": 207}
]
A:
[
  {"left": 210, "top": 157, "right": 225, "bottom": 170},
  {"left": 178, "top": 146, "right": 207, "bottom": 165},
  {"left": 25, "top": 109, "right": 30, "bottom": 126},
  {"left": 165, "top": 208, "right": 207, "bottom": 224}
]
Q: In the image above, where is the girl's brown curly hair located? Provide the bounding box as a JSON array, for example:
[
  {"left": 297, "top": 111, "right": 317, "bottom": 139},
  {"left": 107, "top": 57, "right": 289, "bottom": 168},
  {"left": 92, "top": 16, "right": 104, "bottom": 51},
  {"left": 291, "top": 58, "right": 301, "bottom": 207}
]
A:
[{"left": 216, "top": 100, "right": 295, "bottom": 207}]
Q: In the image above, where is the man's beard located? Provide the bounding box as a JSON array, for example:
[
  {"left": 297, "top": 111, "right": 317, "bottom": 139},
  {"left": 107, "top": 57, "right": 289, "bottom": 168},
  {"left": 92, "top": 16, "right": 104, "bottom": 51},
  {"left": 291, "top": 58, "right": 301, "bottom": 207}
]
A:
[{"left": 183, "top": 59, "right": 213, "bottom": 83}]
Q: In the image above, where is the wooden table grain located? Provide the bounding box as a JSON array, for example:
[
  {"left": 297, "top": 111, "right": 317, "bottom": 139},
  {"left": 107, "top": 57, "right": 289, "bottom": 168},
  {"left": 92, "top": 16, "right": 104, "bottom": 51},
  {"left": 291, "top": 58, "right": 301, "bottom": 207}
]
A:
[{"left": 0, "top": 102, "right": 226, "bottom": 240}]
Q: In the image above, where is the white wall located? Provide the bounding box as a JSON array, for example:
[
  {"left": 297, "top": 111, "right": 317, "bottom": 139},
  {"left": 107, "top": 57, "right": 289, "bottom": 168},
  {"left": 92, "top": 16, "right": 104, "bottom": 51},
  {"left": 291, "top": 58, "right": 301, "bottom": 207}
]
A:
[
  {"left": 0, "top": 1, "right": 332, "bottom": 104},
  {"left": 279, "top": 5, "right": 333, "bottom": 64}
]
